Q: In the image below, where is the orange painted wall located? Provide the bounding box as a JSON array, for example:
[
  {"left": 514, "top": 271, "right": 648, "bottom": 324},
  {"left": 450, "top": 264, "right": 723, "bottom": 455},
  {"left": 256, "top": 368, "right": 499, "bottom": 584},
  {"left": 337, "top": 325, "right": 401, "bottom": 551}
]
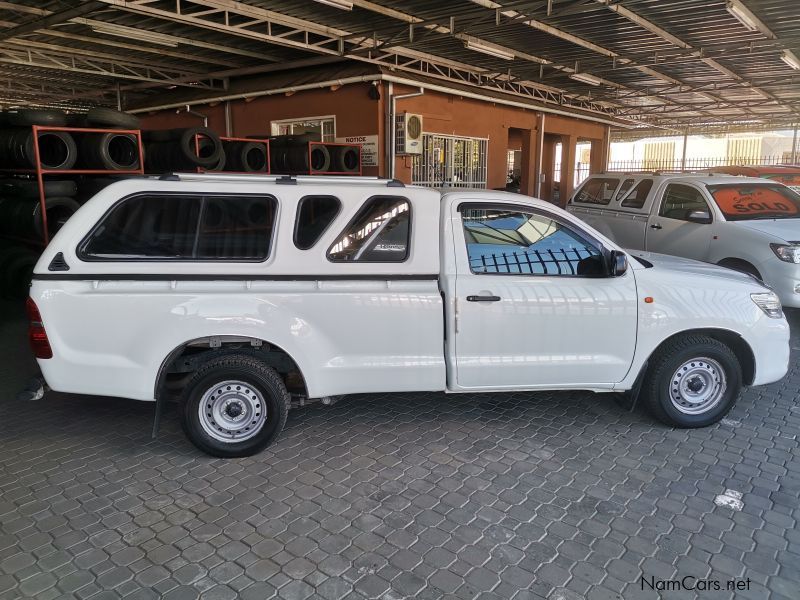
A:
[{"left": 137, "top": 81, "right": 606, "bottom": 185}]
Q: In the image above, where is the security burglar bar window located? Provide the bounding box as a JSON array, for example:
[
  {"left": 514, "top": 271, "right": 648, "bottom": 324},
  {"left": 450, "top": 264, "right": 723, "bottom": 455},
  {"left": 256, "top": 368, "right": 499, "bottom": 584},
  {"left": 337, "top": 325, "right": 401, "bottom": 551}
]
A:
[
  {"left": 412, "top": 134, "right": 488, "bottom": 188},
  {"left": 271, "top": 116, "right": 335, "bottom": 142},
  {"left": 462, "top": 207, "right": 603, "bottom": 276}
]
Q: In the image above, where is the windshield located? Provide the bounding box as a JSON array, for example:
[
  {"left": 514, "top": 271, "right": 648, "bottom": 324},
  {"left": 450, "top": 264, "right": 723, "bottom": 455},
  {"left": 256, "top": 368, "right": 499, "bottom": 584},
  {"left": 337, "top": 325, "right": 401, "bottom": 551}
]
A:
[{"left": 707, "top": 183, "right": 800, "bottom": 221}]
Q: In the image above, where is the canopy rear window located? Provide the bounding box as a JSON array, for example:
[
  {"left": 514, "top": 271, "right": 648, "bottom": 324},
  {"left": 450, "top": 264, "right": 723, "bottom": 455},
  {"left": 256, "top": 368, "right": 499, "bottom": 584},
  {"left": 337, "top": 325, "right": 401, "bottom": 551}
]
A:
[{"left": 572, "top": 178, "right": 619, "bottom": 205}]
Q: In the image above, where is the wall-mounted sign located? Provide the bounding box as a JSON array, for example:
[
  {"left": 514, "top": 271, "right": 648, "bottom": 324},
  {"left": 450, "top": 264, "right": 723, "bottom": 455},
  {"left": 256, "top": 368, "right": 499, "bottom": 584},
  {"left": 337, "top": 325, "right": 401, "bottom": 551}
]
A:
[{"left": 335, "top": 135, "right": 378, "bottom": 167}]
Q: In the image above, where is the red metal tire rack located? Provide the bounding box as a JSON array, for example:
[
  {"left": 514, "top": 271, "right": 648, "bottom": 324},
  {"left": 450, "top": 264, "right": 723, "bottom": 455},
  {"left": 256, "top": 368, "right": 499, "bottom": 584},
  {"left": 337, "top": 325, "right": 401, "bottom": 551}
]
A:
[{"left": 2, "top": 124, "right": 145, "bottom": 245}]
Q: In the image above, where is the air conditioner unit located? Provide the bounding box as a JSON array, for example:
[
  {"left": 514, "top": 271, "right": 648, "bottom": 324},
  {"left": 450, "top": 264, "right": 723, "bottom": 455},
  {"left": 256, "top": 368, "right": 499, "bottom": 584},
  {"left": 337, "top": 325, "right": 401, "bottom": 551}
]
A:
[{"left": 395, "top": 113, "right": 423, "bottom": 155}]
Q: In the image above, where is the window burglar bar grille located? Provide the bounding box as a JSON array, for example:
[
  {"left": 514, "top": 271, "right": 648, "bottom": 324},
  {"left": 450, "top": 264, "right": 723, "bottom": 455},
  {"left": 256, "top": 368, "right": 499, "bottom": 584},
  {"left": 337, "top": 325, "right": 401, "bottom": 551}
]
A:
[
  {"left": 412, "top": 134, "right": 488, "bottom": 188},
  {"left": 469, "top": 247, "right": 595, "bottom": 276}
]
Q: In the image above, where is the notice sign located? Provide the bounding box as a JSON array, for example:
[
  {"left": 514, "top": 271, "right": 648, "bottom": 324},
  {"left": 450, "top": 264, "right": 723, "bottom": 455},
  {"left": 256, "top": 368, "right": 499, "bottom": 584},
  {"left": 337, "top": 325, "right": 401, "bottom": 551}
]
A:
[{"left": 335, "top": 135, "right": 378, "bottom": 167}]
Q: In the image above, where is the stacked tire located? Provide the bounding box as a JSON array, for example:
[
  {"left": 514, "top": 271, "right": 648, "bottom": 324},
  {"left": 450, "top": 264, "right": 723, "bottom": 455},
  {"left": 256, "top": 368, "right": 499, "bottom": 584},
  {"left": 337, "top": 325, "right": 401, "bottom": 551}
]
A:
[
  {"left": 264, "top": 134, "right": 358, "bottom": 174},
  {"left": 0, "top": 107, "right": 142, "bottom": 242},
  {"left": 0, "top": 241, "right": 39, "bottom": 300},
  {"left": 0, "top": 108, "right": 142, "bottom": 172},
  {"left": 222, "top": 140, "right": 269, "bottom": 172},
  {"left": 143, "top": 127, "right": 224, "bottom": 172}
]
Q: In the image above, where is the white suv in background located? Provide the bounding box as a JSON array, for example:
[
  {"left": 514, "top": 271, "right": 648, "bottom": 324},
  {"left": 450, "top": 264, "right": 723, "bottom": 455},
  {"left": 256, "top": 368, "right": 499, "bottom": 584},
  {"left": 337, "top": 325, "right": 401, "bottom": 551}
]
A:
[{"left": 568, "top": 173, "right": 800, "bottom": 307}]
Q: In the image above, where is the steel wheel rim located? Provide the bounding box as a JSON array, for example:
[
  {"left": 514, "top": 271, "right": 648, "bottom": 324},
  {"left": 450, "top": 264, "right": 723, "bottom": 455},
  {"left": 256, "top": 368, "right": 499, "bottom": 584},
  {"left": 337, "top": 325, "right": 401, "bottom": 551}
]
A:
[
  {"left": 668, "top": 357, "right": 727, "bottom": 415},
  {"left": 198, "top": 379, "right": 267, "bottom": 443}
]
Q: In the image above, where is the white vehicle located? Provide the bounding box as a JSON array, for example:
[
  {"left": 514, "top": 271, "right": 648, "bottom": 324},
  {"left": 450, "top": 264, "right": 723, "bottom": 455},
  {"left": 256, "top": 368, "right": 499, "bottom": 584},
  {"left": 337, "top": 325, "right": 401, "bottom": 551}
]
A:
[
  {"left": 567, "top": 172, "right": 800, "bottom": 307},
  {"left": 29, "top": 174, "right": 789, "bottom": 457}
]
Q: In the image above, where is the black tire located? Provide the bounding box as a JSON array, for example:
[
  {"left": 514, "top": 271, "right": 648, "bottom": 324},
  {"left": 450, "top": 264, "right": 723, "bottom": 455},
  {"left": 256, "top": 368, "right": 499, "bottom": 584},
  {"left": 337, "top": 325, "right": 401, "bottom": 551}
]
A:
[
  {"left": 222, "top": 140, "right": 268, "bottom": 172},
  {"left": 0, "top": 178, "right": 77, "bottom": 198},
  {"left": 330, "top": 145, "right": 360, "bottom": 173},
  {"left": 37, "top": 131, "right": 78, "bottom": 170},
  {"left": 6, "top": 109, "right": 67, "bottom": 127},
  {"left": 75, "top": 177, "right": 118, "bottom": 204},
  {"left": 642, "top": 335, "right": 742, "bottom": 428},
  {"left": 180, "top": 354, "right": 290, "bottom": 458},
  {"left": 205, "top": 147, "right": 226, "bottom": 172},
  {"left": 0, "top": 245, "right": 28, "bottom": 299},
  {"left": 79, "top": 132, "right": 141, "bottom": 170},
  {"left": 0, "top": 129, "right": 77, "bottom": 169},
  {"left": 286, "top": 142, "right": 330, "bottom": 173},
  {"left": 142, "top": 129, "right": 174, "bottom": 143},
  {"left": 85, "top": 107, "right": 140, "bottom": 129},
  {"left": 0, "top": 196, "right": 79, "bottom": 239},
  {"left": 717, "top": 258, "right": 762, "bottom": 281},
  {"left": 144, "top": 127, "right": 222, "bottom": 171},
  {"left": 1, "top": 246, "right": 38, "bottom": 299},
  {"left": 40, "top": 196, "right": 80, "bottom": 237},
  {"left": 65, "top": 113, "right": 88, "bottom": 128}
]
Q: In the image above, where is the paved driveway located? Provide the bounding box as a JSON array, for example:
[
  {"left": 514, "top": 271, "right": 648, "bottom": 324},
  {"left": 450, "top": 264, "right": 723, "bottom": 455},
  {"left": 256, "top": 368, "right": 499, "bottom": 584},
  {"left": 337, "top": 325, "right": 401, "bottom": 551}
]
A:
[{"left": 0, "top": 301, "right": 798, "bottom": 600}]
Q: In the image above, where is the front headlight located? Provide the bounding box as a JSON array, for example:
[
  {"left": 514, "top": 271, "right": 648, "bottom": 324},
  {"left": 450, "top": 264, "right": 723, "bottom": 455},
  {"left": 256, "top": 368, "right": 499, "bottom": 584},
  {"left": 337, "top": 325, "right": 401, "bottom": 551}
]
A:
[
  {"left": 751, "top": 292, "right": 784, "bottom": 318},
  {"left": 770, "top": 243, "right": 800, "bottom": 263}
]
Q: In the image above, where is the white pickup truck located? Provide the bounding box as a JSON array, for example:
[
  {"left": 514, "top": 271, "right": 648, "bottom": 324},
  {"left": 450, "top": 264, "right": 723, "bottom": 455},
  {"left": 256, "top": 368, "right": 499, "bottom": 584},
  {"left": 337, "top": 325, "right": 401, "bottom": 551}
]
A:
[
  {"left": 567, "top": 173, "right": 800, "bottom": 307},
  {"left": 29, "top": 174, "right": 789, "bottom": 457}
]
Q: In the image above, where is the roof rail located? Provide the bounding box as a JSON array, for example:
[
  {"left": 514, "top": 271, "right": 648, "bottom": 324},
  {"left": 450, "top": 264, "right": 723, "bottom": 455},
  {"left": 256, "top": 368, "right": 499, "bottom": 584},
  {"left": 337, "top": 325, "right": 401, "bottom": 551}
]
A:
[{"left": 159, "top": 172, "right": 406, "bottom": 187}]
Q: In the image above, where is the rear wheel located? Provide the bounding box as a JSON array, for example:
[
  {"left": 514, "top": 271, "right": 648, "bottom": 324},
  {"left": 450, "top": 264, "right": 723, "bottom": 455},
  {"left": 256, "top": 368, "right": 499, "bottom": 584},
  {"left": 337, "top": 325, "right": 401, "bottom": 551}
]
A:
[
  {"left": 642, "top": 335, "right": 742, "bottom": 428},
  {"left": 180, "top": 354, "right": 289, "bottom": 457}
]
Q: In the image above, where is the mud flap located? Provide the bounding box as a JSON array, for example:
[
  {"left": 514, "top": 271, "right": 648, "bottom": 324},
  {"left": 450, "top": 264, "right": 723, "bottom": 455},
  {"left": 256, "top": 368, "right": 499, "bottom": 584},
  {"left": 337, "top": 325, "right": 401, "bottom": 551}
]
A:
[{"left": 615, "top": 360, "right": 648, "bottom": 413}]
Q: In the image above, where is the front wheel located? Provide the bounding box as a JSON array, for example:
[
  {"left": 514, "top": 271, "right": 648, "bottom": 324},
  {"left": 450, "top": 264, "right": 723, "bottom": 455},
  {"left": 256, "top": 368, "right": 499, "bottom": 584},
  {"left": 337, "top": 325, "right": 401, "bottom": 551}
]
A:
[
  {"left": 642, "top": 335, "right": 742, "bottom": 428},
  {"left": 180, "top": 354, "right": 289, "bottom": 458}
]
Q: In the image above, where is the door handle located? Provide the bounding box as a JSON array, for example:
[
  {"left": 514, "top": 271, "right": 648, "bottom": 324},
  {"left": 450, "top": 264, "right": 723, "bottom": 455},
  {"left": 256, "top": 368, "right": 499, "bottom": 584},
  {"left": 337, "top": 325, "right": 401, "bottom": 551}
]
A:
[
  {"left": 649, "top": 223, "right": 662, "bottom": 230},
  {"left": 467, "top": 295, "right": 501, "bottom": 302}
]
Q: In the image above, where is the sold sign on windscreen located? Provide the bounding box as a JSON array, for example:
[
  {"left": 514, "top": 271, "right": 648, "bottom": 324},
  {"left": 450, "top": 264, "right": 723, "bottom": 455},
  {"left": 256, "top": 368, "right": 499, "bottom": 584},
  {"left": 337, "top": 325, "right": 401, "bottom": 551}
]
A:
[{"left": 712, "top": 187, "right": 799, "bottom": 216}]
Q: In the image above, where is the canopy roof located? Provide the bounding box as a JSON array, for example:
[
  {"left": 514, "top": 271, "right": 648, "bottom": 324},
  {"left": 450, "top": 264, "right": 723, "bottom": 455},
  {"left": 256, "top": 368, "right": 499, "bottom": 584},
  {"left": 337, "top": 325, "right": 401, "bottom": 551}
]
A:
[{"left": 1, "top": 0, "right": 798, "bottom": 133}]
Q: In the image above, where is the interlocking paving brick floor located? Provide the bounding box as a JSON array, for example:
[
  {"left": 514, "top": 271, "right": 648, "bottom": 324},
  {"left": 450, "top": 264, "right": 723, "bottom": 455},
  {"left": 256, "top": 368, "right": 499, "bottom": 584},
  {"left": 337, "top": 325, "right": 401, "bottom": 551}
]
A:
[{"left": 1, "top": 300, "right": 798, "bottom": 600}]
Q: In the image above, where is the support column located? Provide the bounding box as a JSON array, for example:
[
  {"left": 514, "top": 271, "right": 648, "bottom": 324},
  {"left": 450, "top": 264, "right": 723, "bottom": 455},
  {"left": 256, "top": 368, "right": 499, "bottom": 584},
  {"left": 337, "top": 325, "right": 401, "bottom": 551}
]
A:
[
  {"left": 559, "top": 134, "right": 577, "bottom": 207},
  {"left": 533, "top": 113, "right": 545, "bottom": 197},
  {"left": 541, "top": 135, "right": 556, "bottom": 202},
  {"left": 681, "top": 128, "right": 689, "bottom": 171},
  {"left": 519, "top": 127, "right": 537, "bottom": 196},
  {"left": 589, "top": 125, "right": 610, "bottom": 174},
  {"left": 791, "top": 123, "right": 798, "bottom": 164}
]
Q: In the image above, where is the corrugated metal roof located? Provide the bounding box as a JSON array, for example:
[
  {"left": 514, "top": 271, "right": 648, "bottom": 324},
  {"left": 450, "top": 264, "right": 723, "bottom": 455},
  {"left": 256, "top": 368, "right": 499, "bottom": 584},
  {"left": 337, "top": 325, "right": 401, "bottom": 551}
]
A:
[{"left": 0, "top": 0, "right": 797, "bottom": 132}]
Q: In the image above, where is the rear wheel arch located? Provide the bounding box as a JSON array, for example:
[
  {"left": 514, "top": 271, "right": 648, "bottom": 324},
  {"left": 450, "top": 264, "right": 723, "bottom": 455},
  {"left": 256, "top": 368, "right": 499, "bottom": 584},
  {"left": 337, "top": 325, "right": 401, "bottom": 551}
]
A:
[{"left": 154, "top": 336, "right": 309, "bottom": 401}]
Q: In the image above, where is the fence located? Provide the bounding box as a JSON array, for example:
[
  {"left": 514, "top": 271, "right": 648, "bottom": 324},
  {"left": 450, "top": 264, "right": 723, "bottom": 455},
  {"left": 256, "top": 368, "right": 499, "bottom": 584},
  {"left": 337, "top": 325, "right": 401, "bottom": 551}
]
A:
[
  {"left": 605, "top": 154, "right": 793, "bottom": 173},
  {"left": 556, "top": 155, "right": 795, "bottom": 188}
]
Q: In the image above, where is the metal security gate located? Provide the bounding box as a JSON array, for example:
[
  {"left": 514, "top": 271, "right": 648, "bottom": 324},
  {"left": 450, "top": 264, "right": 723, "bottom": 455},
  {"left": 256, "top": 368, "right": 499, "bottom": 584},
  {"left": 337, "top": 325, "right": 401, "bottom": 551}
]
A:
[{"left": 412, "top": 134, "right": 488, "bottom": 188}]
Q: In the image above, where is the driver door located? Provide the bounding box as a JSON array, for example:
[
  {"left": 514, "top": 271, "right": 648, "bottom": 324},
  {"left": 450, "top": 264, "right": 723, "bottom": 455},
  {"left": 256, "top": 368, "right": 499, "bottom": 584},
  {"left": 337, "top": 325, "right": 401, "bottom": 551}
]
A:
[
  {"left": 646, "top": 183, "right": 715, "bottom": 260},
  {"left": 452, "top": 202, "right": 638, "bottom": 389}
]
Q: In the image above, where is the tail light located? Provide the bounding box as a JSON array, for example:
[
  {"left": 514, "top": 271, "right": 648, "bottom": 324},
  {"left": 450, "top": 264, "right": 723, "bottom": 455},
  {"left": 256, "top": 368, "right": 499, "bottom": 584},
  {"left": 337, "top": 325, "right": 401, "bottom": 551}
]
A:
[{"left": 26, "top": 297, "right": 52, "bottom": 359}]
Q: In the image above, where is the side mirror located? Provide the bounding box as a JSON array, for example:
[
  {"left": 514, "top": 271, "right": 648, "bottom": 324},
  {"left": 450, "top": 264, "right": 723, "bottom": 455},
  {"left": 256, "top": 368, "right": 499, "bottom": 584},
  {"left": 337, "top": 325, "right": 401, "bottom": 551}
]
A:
[
  {"left": 686, "top": 210, "right": 712, "bottom": 224},
  {"left": 608, "top": 250, "right": 628, "bottom": 277}
]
